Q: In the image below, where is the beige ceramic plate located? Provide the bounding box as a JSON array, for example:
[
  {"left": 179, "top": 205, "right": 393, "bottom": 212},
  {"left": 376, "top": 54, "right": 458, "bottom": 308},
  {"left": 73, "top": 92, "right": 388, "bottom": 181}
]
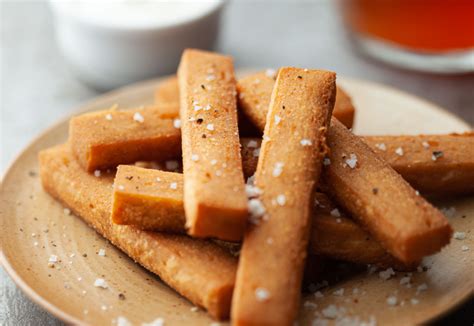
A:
[{"left": 1, "top": 75, "right": 473, "bottom": 326}]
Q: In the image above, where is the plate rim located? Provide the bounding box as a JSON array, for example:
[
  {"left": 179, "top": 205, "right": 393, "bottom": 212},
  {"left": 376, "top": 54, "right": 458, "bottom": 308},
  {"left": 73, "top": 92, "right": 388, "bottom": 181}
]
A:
[{"left": 0, "top": 74, "right": 472, "bottom": 325}]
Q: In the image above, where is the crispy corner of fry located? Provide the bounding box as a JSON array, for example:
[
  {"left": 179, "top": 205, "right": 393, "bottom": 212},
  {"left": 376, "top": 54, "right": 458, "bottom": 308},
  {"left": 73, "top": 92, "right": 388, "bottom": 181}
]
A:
[
  {"left": 38, "top": 144, "right": 236, "bottom": 320},
  {"left": 324, "top": 119, "right": 453, "bottom": 264},
  {"left": 112, "top": 165, "right": 186, "bottom": 233},
  {"left": 237, "top": 71, "right": 355, "bottom": 131},
  {"left": 232, "top": 67, "right": 336, "bottom": 325},
  {"left": 177, "top": 49, "right": 248, "bottom": 241},
  {"left": 365, "top": 133, "right": 474, "bottom": 196},
  {"left": 69, "top": 106, "right": 181, "bottom": 172}
]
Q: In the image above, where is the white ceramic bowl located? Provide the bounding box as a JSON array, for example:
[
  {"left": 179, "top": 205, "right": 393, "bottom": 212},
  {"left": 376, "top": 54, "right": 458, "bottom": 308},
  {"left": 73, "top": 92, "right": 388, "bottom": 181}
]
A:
[{"left": 49, "top": 1, "right": 225, "bottom": 90}]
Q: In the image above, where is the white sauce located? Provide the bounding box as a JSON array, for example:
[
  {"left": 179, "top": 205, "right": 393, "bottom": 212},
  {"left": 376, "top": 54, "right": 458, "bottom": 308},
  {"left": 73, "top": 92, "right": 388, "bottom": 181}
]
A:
[{"left": 51, "top": 0, "right": 223, "bottom": 28}]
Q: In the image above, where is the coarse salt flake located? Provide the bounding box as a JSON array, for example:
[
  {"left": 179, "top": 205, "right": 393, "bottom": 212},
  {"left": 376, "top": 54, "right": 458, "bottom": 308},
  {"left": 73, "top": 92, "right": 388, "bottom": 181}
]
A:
[
  {"left": 387, "top": 296, "right": 397, "bottom": 306},
  {"left": 345, "top": 153, "right": 358, "bottom": 168},
  {"left": 191, "top": 154, "right": 199, "bottom": 162},
  {"left": 422, "top": 141, "right": 430, "bottom": 149},
  {"left": 441, "top": 206, "right": 456, "bottom": 218},
  {"left": 94, "top": 278, "right": 108, "bottom": 289},
  {"left": 245, "top": 184, "right": 262, "bottom": 198},
  {"left": 453, "top": 232, "right": 466, "bottom": 240},
  {"left": 411, "top": 298, "right": 419, "bottom": 305},
  {"left": 48, "top": 255, "right": 58, "bottom": 264},
  {"left": 304, "top": 301, "right": 317, "bottom": 309},
  {"left": 276, "top": 194, "right": 286, "bottom": 206},
  {"left": 461, "top": 245, "right": 469, "bottom": 251},
  {"left": 375, "top": 143, "right": 387, "bottom": 151},
  {"left": 169, "top": 182, "right": 178, "bottom": 190},
  {"left": 118, "top": 185, "right": 125, "bottom": 191},
  {"left": 94, "top": 170, "right": 101, "bottom": 177},
  {"left": 400, "top": 276, "right": 411, "bottom": 286},
  {"left": 300, "top": 139, "right": 312, "bottom": 146},
  {"left": 248, "top": 199, "right": 266, "bottom": 220},
  {"left": 255, "top": 287, "right": 270, "bottom": 301},
  {"left": 416, "top": 283, "right": 428, "bottom": 293},
  {"left": 206, "top": 123, "right": 214, "bottom": 131},
  {"left": 133, "top": 112, "right": 144, "bottom": 123},
  {"left": 379, "top": 267, "right": 395, "bottom": 280},
  {"left": 323, "top": 158, "right": 331, "bottom": 166},
  {"left": 330, "top": 208, "right": 341, "bottom": 217},
  {"left": 395, "top": 147, "right": 404, "bottom": 156},
  {"left": 105, "top": 113, "right": 113, "bottom": 121},
  {"left": 173, "top": 118, "right": 181, "bottom": 129},
  {"left": 63, "top": 208, "right": 71, "bottom": 215},
  {"left": 210, "top": 159, "right": 218, "bottom": 165},
  {"left": 142, "top": 318, "right": 165, "bottom": 326},
  {"left": 98, "top": 249, "right": 106, "bottom": 257},
  {"left": 253, "top": 148, "right": 260, "bottom": 157},
  {"left": 274, "top": 115, "right": 281, "bottom": 125},
  {"left": 321, "top": 305, "right": 339, "bottom": 319},
  {"left": 333, "top": 288, "right": 344, "bottom": 296},
  {"left": 272, "top": 162, "right": 284, "bottom": 177},
  {"left": 314, "top": 291, "right": 324, "bottom": 299},
  {"left": 116, "top": 316, "right": 132, "bottom": 326}
]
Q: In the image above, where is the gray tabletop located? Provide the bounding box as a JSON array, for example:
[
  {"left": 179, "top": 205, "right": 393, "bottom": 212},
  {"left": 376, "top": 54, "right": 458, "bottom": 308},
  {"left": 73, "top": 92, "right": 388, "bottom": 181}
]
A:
[{"left": 1, "top": 1, "right": 473, "bottom": 325}]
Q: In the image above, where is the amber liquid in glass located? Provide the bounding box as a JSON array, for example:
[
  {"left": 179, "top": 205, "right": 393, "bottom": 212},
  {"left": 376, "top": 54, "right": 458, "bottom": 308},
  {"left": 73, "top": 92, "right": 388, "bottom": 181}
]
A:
[{"left": 343, "top": 0, "right": 474, "bottom": 52}]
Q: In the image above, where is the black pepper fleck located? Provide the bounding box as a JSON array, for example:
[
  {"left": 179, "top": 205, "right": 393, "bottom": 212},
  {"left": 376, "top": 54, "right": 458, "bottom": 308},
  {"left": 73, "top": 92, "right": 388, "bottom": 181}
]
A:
[
  {"left": 196, "top": 118, "right": 203, "bottom": 124},
  {"left": 202, "top": 134, "right": 207, "bottom": 138},
  {"left": 118, "top": 293, "right": 126, "bottom": 300},
  {"left": 125, "top": 176, "right": 133, "bottom": 180},
  {"left": 200, "top": 84, "right": 206, "bottom": 90},
  {"left": 372, "top": 188, "right": 379, "bottom": 195},
  {"left": 432, "top": 151, "right": 444, "bottom": 159},
  {"left": 297, "top": 75, "right": 303, "bottom": 79}
]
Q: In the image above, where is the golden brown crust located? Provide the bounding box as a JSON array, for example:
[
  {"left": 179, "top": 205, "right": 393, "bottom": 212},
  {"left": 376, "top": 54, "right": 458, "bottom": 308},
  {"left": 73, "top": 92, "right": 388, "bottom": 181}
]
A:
[
  {"left": 177, "top": 49, "right": 248, "bottom": 241},
  {"left": 110, "top": 165, "right": 414, "bottom": 269},
  {"left": 69, "top": 106, "right": 181, "bottom": 172},
  {"left": 236, "top": 71, "right": 355, "bottom": 130},
  {"left": 39, "top": 144, "right": 237, "bottom": 320},
  {"left": 69, "top": 106, "right": 474, "bottom": 197},
  {"left": 324, "top": 119, "right": 453, "bottom": 263},
  {"left": 153, "top": 72, "right": 355, "bottom": 131},
  {"left": 112, "top": 165, "right": 186, "bottom": 233},
  {"left": 364, "top": 133, "right": 474, "bottom": 196},
  {"left": 232, "top": 68, "right": 336, "bottom": 325}
]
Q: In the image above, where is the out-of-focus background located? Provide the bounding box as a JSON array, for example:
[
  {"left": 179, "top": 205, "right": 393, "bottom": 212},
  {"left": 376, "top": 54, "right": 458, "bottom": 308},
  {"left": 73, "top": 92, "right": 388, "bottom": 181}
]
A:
[{"left": 1, "top": 0, "right": 473, "bottom": 325}]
